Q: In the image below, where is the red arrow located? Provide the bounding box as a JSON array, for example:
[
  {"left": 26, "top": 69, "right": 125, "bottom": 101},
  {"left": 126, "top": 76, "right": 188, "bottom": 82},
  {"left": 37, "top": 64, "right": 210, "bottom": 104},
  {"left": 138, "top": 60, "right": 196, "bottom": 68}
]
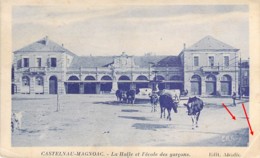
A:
[
  {"left": 222, "top": 103, "right": 236, "bottom": 120},
  {"left": 242, "top": 103, "right": 254, "bottom": 135}
]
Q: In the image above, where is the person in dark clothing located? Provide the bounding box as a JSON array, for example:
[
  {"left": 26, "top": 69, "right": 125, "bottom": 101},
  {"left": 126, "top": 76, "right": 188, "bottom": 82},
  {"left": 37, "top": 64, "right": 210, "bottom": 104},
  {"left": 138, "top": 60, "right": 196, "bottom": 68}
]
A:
[{"left": 232, "top": 92, "right": 236, "bottom": 106}]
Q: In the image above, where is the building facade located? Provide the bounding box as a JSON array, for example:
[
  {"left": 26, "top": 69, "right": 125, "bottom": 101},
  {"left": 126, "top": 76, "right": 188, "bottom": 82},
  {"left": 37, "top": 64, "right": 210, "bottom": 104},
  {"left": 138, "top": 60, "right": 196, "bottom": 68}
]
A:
[
  {"left": 179, "top": 36, "right": 239, "bottom": 96},
  {"left": 12, "top": 36, "right": 243, "bottom": 96},
  {"left": 239, "top": 60, "right": 249, "bottom": 96}
]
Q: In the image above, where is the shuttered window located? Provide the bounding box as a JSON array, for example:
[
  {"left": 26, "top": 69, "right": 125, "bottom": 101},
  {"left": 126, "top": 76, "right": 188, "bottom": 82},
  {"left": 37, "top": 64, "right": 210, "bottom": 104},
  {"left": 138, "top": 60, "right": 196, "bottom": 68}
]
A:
[
  {"left": 36, "top": 58, "right": 42, "bottom": 67},
  {"left": 50, "top": 58, "right": 57, "bottom": 67},
  {"left": 23, "top": 58, "right": 29, "bottom": 67},
  {"left": 193, "top": 56, "right": 199, "bottom": 66},
  {"left": 208, "top": 56, "right": 214, "bottom": 66},
  {"left": 224, "top": 56, "right": 229, "bottom": 66}
]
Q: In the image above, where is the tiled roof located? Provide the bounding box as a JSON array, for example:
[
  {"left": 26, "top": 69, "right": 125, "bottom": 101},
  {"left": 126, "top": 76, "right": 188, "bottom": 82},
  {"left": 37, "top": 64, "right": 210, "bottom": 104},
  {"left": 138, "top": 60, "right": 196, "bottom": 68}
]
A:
[
  {"left": 133, "top": 56, "right": 167, "bottom": 67},
  {"left": 13, "top": 37, "right": 76, "bottom": 56},
  {"left": 69, "top": 56, "right": 114, "bottom": 68},
  {"left": 155, "top": 56, "right": 182, "bottom": 67},
  {"left": 69, "top": 55, "right": 182, "bottom": 68},
  {"left": 186, "top": 35, "right": 239, "bottom": 51}
]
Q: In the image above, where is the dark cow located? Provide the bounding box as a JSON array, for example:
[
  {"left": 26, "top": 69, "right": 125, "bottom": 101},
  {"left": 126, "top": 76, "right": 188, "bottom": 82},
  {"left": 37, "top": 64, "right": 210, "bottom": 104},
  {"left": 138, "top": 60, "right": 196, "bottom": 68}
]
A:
[
  {"left": 159, "top": 94, "right": 178, "bottom": 121},
  {"left": 127, "top": 89, "right": 136, "bottom": 104},
  {"left": 184, "top": 96, "right": 204, "bottom": 129},
  {"left": 149, "top": 92, "right": 159, "bottom": 112},
  {"left": 116, "top": 90, "right": 127, "bottom": 103},
  {"left": 116, "top": 90, "right": 123, "bottom": 102}
]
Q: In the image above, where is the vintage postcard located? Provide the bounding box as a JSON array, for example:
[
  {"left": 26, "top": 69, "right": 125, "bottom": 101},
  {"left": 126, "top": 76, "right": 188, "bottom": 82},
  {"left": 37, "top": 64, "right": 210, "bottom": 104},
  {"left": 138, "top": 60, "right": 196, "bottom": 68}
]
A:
[{"left": 1, "top": 0, "right": 260, "bottom": 158}]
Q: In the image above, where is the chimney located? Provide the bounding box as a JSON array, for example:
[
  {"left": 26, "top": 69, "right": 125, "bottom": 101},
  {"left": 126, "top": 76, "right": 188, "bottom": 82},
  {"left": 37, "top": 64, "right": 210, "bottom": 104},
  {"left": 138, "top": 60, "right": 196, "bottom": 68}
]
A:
[
  {"left": 61, "top": 43, "right": 64, "bottom": 47},
  {"left": 183, "top": 43, "right": 186, "bottom": 50},
  {"left": 44, "top": 36, "right": 49, "bottom": 45}
]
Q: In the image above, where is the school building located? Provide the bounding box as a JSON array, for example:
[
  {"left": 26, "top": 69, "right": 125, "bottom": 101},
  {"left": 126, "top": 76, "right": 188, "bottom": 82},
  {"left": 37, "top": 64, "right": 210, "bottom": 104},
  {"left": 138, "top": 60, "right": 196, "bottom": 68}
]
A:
[{"left": 12, "top": 35, "right": 247, "bottom": 96}]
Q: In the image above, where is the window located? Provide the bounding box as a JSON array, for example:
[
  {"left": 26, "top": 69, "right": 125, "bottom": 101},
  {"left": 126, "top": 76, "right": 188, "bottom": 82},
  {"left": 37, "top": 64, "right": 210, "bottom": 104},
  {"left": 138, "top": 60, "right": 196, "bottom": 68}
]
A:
[
  {"left": 17, "top": 59, "right": 22, "bottom": 68},
  {"left": 244, "top": 71, "right": 248, "bottom": 77},
  {"left": 23, "top": 58, "right": 29, "bottom": 67},
  {"left": 193, "top": 56, "right": 199, "bottom": 66},
  {"left": 36, "top": 58, "right": 42, "bottom": 67},
  {"left": 224, "top": 56, "right": 229, "bottom": 66},
  {"left": 51, "top": 58, "right": 57, "bottom": 67},
  {"left": 208, "top": 56, "right": 214, "bottom": 67}
]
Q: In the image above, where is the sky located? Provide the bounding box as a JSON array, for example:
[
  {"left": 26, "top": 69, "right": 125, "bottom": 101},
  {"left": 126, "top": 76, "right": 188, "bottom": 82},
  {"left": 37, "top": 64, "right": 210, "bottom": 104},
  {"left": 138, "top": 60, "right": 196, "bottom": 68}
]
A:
[{"left": 12, "top": 5, "right": 249, "bottom": 59}]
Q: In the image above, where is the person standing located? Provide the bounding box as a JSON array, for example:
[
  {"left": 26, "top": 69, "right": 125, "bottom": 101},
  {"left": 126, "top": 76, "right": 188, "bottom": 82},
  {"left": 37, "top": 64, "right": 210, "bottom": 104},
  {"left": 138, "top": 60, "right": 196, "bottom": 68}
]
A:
[{"left": 232, "top": 92, "right": 236, "bottom": 106}]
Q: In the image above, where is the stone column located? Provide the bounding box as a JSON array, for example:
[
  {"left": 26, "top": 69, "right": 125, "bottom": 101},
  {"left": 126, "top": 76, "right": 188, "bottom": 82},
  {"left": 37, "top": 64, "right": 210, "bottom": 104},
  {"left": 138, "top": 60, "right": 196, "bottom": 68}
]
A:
[
  {"left": 96, "top": 83, "right": 101, "bottom": 94},
  {"left": 80, "top": 83, "right": 84, "bottom": 94},
  {"left": 201, "top": 78, "right": 206, "bottom": 96},
  {"left": 65, "top": 83, "right": 68, "bottom": 94},
  {"left": 16, "top": 82, "right": 21, "bottom": 94},
  {"left": 130, "top": 82, "right": 136, "bottom": 90},
  {"left": 216, "top": 76, "right": 221, "bottom": 96},
  {"left": 148, "top": 82, "right": 153, "bottom": 89},
  {"left": 165, "top": 83, "right": 170, "bottom": 89},
  {"left": 110, "top": 66, "right": 118, "bottom": 93},
  {"left": 183, "top": 73, "right": 190, "bottom": 94},
  {"left": 30, "top": 76, "right": 35, "bottom": 94},
  {"left": 111, "top": 81, "right": 118, "bottom": 93},
  {"left": 44, "top": 75, "right": 49, "bottom": 94}
]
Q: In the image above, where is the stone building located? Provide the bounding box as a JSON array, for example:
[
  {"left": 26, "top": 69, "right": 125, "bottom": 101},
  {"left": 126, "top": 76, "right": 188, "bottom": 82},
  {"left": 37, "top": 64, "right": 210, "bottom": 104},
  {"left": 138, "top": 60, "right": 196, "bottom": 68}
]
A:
[
  {"left": 12, "top": 35, "right": 243, "bottom": 96},
  {"left": 12, "top": 37, "right": 183, "bottom": 94},
  {"left": 179, "top": 36, "right": 239, "bottom": 96},
  {"left": 239, "top": 60, "right": 249, "bottom": 96}
]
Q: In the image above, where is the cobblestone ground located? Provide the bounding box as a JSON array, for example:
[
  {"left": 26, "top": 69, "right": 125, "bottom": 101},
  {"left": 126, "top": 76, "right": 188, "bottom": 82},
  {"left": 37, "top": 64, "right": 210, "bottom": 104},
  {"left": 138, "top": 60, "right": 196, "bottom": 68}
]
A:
[{"left": 12, "top": 94, "right": 249, "bottom": 146}]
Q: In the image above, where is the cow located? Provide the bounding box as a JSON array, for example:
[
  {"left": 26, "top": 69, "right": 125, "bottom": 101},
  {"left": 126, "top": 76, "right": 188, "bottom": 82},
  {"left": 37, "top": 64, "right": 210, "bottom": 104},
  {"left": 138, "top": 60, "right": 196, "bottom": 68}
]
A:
[
  {"left": 184, "top": 96, "right": 204, "bottom": 129},
  {"left": 11, "top": 111, "right": 23, "bottom": 132},
  {"left": 127, "top": 89, "right": 136, "bottom": 104},
  {"left": 116, "top": 90, "right": 123, "bottom": 102},
  {"left": 138, "top": 88, "right": 153, "bottom": 96},
  {"left": 161, "top": 89, "right": 181, "bottom": 102},
  {"left": 116, "top": 90, "right": 128, "bottom": 103},
  {"left": 149, "top": 92, "right": 159, "bottom": 112},
  {"left": 159, "top": 94, "right": 178, "bottom": 121}
]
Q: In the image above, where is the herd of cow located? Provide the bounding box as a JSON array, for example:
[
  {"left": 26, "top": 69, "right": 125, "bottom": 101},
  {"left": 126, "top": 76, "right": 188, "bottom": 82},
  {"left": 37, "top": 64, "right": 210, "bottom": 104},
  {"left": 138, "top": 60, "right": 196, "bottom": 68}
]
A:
[
  {"left": 115, "top": 89, "right": 204, "bottom": 129},
  {"left": 116, "top": 89, "right": 136, "bottom": 104}
]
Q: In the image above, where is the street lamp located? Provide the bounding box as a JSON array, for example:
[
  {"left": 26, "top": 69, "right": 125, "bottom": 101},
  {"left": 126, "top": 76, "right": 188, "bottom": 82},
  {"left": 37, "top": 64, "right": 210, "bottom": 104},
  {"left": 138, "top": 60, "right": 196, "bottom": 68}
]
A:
[
  {"left": 228, "top": 54, "right": 240, "bottom": 97},
  {"left": 152, "top": 70, "right": 159, "bottom": 92},
  {"left": 148, "top": 62, "right": 162, "bottom": 92}
]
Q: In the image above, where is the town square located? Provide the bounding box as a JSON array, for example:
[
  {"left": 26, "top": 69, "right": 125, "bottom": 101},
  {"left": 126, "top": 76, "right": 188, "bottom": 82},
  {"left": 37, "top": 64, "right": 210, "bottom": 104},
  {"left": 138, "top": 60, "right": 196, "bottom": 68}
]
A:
[{"left": 10, "top": 5, "right": 250, "bottom": 148}]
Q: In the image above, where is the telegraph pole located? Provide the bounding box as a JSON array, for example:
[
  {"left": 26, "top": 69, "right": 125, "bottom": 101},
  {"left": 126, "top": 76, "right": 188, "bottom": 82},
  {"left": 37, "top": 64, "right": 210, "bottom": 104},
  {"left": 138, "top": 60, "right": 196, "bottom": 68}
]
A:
[
  {"left": 131, "top": 57, "right": 133, "bottom": 89},
  {"left": 56, "top": 86, "right": 60, "bottom": 112},
  {"left": 239, "top": 57, "right": 242, "bottom": 99},
  {"left": 234, "top": 55, "right": 237, "bottom": 94},
  {"left": 56, "top": 53, "right": 64, "bottom": 112}
]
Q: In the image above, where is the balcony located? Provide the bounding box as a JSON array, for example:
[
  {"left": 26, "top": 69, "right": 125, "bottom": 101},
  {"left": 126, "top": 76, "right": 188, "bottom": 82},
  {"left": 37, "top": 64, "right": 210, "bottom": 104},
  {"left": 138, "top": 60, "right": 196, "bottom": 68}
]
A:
[
  {"left": 201, "top": 66, "right": 219, "bottom": 73},
  {"left": 25, "top": 67, "right": 46, "bottom": 75}
]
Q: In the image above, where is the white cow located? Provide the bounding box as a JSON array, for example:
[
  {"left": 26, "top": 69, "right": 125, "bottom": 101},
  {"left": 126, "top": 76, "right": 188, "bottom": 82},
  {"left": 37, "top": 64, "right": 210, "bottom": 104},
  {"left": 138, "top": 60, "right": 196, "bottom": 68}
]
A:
[
  {"left": 160, "top": 89, "right": 181, "bottom": 102},
  {"left": 138, "top": 88, "right": 153, "bottom": 96}
]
